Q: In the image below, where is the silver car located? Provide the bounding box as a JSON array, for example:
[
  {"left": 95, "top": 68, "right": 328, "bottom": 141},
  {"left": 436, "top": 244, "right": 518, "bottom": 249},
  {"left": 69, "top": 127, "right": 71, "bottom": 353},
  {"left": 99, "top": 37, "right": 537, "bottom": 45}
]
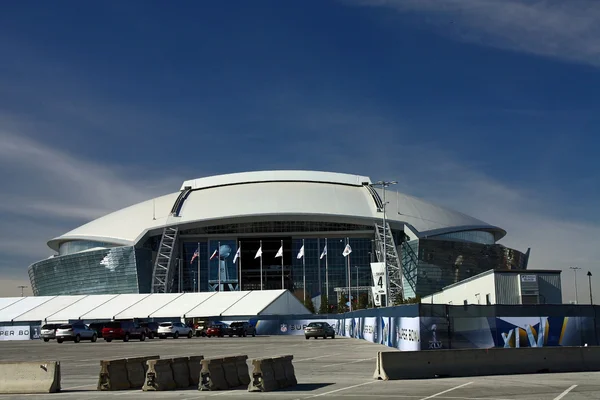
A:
[
  {"left": 56, "top": 323, "right": 98, "bottom": 343},
  {"left": 40, "top": 323, "right": 61, "bottom": 342}
]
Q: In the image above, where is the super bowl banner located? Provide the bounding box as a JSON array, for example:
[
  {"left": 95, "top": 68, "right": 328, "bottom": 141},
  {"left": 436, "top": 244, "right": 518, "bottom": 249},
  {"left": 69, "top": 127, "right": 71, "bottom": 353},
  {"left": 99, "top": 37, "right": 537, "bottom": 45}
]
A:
[{"left": 0, "top": 326, "right": 33, "bottom": 341}]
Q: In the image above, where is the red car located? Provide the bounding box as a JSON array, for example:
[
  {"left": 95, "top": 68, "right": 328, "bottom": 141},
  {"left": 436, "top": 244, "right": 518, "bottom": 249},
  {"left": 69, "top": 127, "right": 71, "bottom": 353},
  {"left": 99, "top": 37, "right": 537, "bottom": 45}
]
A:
[
  {"left": 206, "top": 324, "right": 226, "bottom": 337},
  {"left": 102, "top": 321, "right": 146, "bottom": 342}
]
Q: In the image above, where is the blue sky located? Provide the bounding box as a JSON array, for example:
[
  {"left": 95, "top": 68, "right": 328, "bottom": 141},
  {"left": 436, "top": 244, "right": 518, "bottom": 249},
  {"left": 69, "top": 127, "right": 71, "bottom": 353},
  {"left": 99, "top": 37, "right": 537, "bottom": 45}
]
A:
[{"left": 0, "top": 0, "right": 599, "bottom": 300}]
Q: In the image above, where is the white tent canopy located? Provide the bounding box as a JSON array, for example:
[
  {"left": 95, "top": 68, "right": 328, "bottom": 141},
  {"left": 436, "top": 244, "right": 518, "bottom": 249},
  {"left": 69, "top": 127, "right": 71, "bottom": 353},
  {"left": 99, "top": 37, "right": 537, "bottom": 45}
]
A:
[{"left": 0, "top": 290, "right": 309, "bottom": 323}]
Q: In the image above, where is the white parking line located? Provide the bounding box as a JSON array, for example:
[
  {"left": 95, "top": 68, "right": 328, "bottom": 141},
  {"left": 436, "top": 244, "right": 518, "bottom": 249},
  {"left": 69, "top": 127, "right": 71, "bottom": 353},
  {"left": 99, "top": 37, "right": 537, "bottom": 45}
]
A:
[
  {"left": 420, "top": 382, "right": 474, "bottom": 400},
  {"left": 302, "top": 380, "right": 379, "bottom": 398},
  {"left": 318, "top": 357, "right": 376, "bottom": 368},
  {"left": 294, "top": 353, "right": 342, "bottom": 362},
  {"left": 554, "top": 385, "right": 577, "bottom": 400}
]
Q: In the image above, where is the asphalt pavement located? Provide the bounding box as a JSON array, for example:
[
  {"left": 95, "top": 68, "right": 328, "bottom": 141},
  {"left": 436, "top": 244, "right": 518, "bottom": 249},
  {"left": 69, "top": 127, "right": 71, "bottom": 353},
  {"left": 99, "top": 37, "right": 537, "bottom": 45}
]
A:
[{"left": 0, "top": 335, "right": 598, "bottom": 399}]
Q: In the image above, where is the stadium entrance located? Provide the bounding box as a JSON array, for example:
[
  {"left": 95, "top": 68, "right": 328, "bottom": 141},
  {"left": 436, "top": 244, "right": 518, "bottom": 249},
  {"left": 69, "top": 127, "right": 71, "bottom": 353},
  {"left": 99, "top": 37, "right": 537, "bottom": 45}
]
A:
[{"left": 239, "top": 237, "right": 293, "bottom": 291}]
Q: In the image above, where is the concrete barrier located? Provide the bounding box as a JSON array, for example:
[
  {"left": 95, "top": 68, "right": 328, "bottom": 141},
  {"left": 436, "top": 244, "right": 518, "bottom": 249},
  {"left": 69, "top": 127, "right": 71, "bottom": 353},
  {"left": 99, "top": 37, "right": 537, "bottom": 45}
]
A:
[
  {"left": 248, "top": 355, "right": 297, "bottom": 392},
  {"left": 98, "top": 355, "right": 160, "bottom": 390},
  {"left": 126, "top": 356, "right": 160, "bottom": 389},
  {"left": 199, "top": 358, "right": 229, "bottom": 391},
  {"left": 188, "top": 356, "right": 204, "bottom": 387},
  {"left": 199, "top": 356, "right": 249, "bottom": 391},
  {"left": 171, "top": 357, "right": 191, "bottom": 389},
  {"left": 374, "top": 346, "right": 600, "bottom": 380},
  {"left": 235, "top": 355, "right": 250, "bottom": 386},
  {"left": 98, "top": 359, "right": 129, "bottom": 391},
  {"left": 143, "top": 359, "right": 177, "bottom": 391},
  {"left": 0, "top": 361, "right": 61, "bottom": 394}
]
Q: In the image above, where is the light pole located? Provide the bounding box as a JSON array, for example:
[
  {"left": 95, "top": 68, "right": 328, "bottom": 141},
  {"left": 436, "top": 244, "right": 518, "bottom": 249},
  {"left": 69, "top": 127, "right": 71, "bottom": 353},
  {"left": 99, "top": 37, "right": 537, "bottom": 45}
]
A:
[
  {"left": 588, "top": 271, "right": 593, "bottom": 305},
  {"left": 17, "top": 285, "right": 27, "bottom": 297},
  {"left": 355, "top": 266, "right": 359, "bottom": 309},
  {"left": 570, "top": 266, "right": 581, "bottom": 304},
  {"left": 373, "top": 180, "right": 397, "bottom": 307}
]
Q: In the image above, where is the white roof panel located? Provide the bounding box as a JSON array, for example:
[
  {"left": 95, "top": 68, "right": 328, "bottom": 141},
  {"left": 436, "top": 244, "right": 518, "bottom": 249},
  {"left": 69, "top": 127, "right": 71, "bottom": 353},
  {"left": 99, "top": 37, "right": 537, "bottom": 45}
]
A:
[
  {"left": 114, "top": 293, "right": 183, "bottom": 320},
  {"left": 46, "top": 294, "right": 118, "bottom": 322},
  {"left": 181, "top": 170, "right": 371, "bottom": 190},
  {"left": 13, "top": 295, "right": 87, "bottom": 322},
  {"left": 0, "top": 297, "right": 24, "bottom": 311},
  {"left": 150, "top": 292, "right": 218, "bottom": 318},
  {"left": 0, "top": 296, "right": 56, "bottom": 322},
  {"left": 221, "top": 290, "right": 285, "bottom": 316},
  {"left": 185, "top": 291, "right": 252, "bottom": 318},
  {"left": 81, "top": 294, "right": 151, "bottom": 320}
]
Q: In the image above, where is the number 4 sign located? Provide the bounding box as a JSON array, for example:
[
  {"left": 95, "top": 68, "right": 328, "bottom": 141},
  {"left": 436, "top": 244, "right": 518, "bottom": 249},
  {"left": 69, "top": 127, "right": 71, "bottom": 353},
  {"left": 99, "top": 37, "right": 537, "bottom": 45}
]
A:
[{"left": 370, "top": 262, "right": 387, "bottom": 296}]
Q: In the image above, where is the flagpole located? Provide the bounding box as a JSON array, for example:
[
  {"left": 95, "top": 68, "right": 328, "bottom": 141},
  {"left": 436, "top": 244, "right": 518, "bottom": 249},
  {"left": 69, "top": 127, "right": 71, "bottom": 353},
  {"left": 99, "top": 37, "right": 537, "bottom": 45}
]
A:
[
  {"left": 281, "top": 239, "right": 284, "bottom": 290},
  {"left": 238, "top": 241, "right": 242, "bottom": 291},
  {"left": 325, "top": 238, "right": 329, "bottom": 309},
  {"left": 302, "top": 238, "right": 306, "bottom": 302},
  {"left": 218, "top": 241, "right": 221, "bottom": 292},
  {"left": 347, "top": 237, "right": 352, "bottom": 312},
  {"left": 197, "top": 242, "right": 200, "bottom": 292},
  {"left": 317, "top": 238, "right": 321, "bottom": 300},
  {"left": 260, "top": 240, "right": 263, "bottom": 291}
]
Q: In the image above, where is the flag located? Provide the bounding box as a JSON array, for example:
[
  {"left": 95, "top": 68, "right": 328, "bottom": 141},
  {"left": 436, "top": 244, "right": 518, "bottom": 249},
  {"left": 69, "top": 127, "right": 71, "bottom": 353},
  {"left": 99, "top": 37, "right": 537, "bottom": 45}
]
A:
[
  {"left": 275, "top": 246, "right": 283, "bottom": 258},
  {"left": 320, "top": 245, "right": 327, "bottom": 260},
  {"left": 296, "top": 245, "right": 304, "bottom": 259},
  {"left": 190, "top": 249, "right": 199, "bottom": 264},
  {"left": 255, "top": 246, "right": 262, "bottom": 259},
  {"left": 209, "top": 249, "right": 219, "bottom": 260},
  {"left": 233, "top": 247, "right": 241, "bottom": 264},
  {"left": 343, "top": 244, "right": 352, "bottom": 257}
]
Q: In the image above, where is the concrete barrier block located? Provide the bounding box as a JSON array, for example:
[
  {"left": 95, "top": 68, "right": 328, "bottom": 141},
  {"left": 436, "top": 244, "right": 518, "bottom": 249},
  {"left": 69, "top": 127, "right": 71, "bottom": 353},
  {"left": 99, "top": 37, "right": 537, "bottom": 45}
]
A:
[
  {"left": 281, "top": 355, "right": 297, "bottom": 387},
  {"left": 199, "top": 358, "right": 228, "bottom": 391},
  {"left": 222, "top": 356, "right": 241, "bottom": 388},
  {"left": 98, "top": 359, "right": 129, "bottom": 391},
  {"left": 272, "top": 357, "right": 287, "bottom": 388},
  {"left": 188, "top": 356, "right": 204, "bottom": 387},
  {"left": 171, "top": 357, "right": 191, "bottom": 389},
  {"left": 235, "top": 355, "right": 250, "bottom": 386},
  {"left": 126, "top": 356, "right": 160, "bottom": 389},
  {"left": 374, "top": 347, "right": 600, "bottom": 381},
  {"left": 0, "top": 361, "right": 61, "bottom": 394},
  {"left": 248, "top": 358, "right": 278, "bottom": 392},
  {"left": 143, "top": 359, "right": 177, "bottom": 391}
]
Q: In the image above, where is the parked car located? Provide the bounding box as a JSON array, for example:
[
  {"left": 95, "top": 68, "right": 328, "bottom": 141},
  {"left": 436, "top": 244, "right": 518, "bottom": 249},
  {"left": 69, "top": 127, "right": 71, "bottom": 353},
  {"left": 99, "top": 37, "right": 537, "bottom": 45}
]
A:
[
  {"left": 102, "top": 321, "right": 146, "bottom": 342},
  {"left": 139, "top": 322, "right": 159, "bottom": 339},
  {"left": 227, "top": 322, "right": 256, "bottom": 337},
  {"left": 40, "top": 323, "right": 61, "bottom": 342},
  {"left": 157, "top": 322, "right": 193, "bottom": 339},
  {"left": 194, "top": 320, "right": 212, "bottom": 337},
  {"left": 206, "top": 324, "right": 227, "bottom": 338},
  {"left": 56, "top": 323, "right": 98, "bottom": 343},
  {"left": 304, "top": 322, "right": 335, "bottom": 339},
  {"left": 88, "top": 322, "right": 110, "bottom": 338}
]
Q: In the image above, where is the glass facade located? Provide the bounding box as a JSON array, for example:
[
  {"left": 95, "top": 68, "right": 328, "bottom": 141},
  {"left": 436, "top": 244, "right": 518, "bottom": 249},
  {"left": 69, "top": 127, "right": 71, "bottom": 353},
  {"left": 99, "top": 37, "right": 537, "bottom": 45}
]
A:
[
  {"left": 429, "top": 230, "right": 496, "bottom": 245},
  {"left": 58, "top": 240, "right": 119, "bottom": 256},
  {"left": 29, "top": 246, "right": 153, "bottom": 296},
  {"left": 28, "top": 221, "right": 526, "bottom": 302},
  {"left": 401, "top": 238, "right": 528, "bottom": 299}
]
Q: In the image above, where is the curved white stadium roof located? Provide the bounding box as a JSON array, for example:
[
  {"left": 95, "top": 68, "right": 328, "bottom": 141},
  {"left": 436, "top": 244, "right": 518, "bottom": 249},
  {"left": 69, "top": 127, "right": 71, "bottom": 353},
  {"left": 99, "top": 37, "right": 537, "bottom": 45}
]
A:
[{"left": 48, "top": 170, "right": 504, "bottom": 251}]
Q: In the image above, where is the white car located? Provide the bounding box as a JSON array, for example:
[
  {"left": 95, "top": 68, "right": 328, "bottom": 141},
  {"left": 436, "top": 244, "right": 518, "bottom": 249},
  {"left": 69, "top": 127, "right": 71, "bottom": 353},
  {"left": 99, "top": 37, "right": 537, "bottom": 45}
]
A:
[{"left": 157, "top": 322, "right": 193, "bottom": 339}]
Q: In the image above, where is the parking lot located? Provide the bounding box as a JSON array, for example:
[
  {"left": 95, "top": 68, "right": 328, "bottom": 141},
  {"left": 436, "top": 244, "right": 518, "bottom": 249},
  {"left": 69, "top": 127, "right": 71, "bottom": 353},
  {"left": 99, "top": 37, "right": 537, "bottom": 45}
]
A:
[{"left": 1, "top": 336, "right": 599, "bottom": 399}]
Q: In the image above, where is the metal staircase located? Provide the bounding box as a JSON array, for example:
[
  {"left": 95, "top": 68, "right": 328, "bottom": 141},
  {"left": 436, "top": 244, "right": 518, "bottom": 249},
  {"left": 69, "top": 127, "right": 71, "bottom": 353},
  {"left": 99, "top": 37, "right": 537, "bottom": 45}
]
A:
[
  {"left": 399, "top": 240, "right": 419, "bottom": 297},
  {"left": 151, "top": 226, "right": 179, "bottom": 293},
  {"left": 374, "top": 222, "right": 404, "bottom": 305}
]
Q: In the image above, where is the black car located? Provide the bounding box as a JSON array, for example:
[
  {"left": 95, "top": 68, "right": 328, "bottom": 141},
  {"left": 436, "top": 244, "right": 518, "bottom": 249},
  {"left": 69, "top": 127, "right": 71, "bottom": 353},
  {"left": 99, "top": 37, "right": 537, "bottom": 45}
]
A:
[
  {"left": 140, "top": 322, "right": 159, "bottom": 339},
  {"left": 89, "top": 322, "right": 110, "bottom": 338},
  {"left": 227, "top": 322, "right": 256, "bottom": 337}
]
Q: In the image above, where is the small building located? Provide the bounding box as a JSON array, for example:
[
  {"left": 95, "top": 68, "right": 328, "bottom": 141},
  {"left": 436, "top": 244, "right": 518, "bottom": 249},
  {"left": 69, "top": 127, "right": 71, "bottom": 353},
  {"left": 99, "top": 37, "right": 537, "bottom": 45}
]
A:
[{"left": 421, "top": 269, "right": 562, "bottom": 305}]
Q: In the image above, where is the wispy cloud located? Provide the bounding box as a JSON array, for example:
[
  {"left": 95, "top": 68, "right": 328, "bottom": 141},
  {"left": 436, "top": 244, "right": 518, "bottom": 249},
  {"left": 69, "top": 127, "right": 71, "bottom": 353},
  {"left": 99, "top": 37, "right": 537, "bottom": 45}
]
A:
[{"left": 344, "top": 0, "right": 600, "bottom": 67}]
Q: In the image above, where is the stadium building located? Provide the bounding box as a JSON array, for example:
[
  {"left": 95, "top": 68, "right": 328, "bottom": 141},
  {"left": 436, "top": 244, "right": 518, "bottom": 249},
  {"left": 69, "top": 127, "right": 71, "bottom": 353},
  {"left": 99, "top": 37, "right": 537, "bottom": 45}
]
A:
[{"left": 28, "top": 170, "right": 530, "bottom": 304}]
